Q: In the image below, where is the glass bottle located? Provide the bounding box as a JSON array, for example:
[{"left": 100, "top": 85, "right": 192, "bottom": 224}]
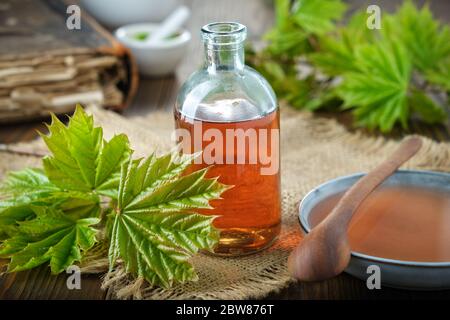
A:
[{"left": 174, "top": 22, "right": 280, "bottom": 256}]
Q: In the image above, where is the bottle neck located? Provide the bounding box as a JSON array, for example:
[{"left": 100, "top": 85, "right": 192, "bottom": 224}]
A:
[
  {"left": 201, "top": 22, "right": 247, "bottom": 74},
  {"left": 204, "top": 43, "right": 245, "bottom": 73}
]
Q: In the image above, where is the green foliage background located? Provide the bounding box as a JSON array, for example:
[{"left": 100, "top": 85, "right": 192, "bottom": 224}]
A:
[{"left": 247, "top": 0, "right": 450, "bottom": 133}]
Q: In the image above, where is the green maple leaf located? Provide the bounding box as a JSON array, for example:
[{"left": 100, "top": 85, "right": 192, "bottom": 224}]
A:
[
  {"left": 385, "top": 1, "right": 450, "bottom": 73},
  {"left": 264, "top": 0, "right": 308, "bottom": 56},
  {"left": 292, "top": 0, "right": 346, "bottom": 35},
  {"left": 337, "top": 36, "right": 447, "bottom": 132},
  {"left": 382, "top": 1, "right": 450, "bottom": 94},
  {"left": 41, "top": 105, "right": 131, "bottom": 195},
  {"left": 108, "top": 152, "right": 227, "bottom": 288},
  {"left": 337, "top": 40, "right": 413, "bottom": 132},
  {"left": 0, "top": 167, "right": 100, "bottom": 239},
  {"left": 1, "top": 168, "right": 58, "bottom": 195},
  {"left": 1, "top": 168, "right": 60, "bottom": 205},
  {"left": 310, "top": 11, "right": 374, "bottom": 76},
  {"left": 0, "top": 206, "right": 99, "bottom": 273},
  {"left": 264, "top": 0, "right": 346, "bottom": 56},
  {"left": 0, "top": 168, "right": 97, "bottom": 206},
  {"left": 0, "top": 207, "right": 33, "bottom": 239},
  {"left": 0, "top": 105, "right": 228, "bottom": 287},
  {"left": 248, "top": 0, "right": 449, "bottom": 133},
  {"left": 0, "top": 169, "right": 54, "bottom": 237}
]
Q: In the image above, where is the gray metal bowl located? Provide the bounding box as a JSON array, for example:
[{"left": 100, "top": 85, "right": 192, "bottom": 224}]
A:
[{"left": 299, "top": 170, "right": 450, "bottom": 290}]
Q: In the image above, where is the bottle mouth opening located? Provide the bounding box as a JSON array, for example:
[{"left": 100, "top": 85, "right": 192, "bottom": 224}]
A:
[
  {"left": 201, "top": 22, "right": 246, "bottom": 35},
  {"left": 201, "top": 22, "right": 247, "bottom": 47}
]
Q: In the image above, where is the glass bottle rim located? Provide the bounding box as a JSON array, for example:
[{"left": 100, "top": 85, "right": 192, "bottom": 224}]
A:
[{"left": 201, "top": 22, "right": 247, "bottom": 47}]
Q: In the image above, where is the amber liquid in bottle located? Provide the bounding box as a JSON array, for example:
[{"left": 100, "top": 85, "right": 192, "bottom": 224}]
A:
[
  {"left": 175, "top": 108, "right": 281, "bottom": 255},
  {"left": 175, "top": 22, "right": 280, "bottom": 255}
]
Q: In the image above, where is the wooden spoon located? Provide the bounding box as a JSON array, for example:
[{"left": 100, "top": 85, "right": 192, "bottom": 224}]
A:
[{"left": 288, "top": 136, "right": 423, "bottom": 282}]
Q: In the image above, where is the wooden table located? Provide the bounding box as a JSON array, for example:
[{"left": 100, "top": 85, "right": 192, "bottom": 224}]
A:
[{"left": 1, "top": 0, "right": 450, "bottom": 300}]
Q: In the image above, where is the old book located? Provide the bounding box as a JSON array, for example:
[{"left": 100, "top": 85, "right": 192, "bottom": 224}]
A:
[{"left": 0, "top": 0, "right": 138, "bottom": 122}]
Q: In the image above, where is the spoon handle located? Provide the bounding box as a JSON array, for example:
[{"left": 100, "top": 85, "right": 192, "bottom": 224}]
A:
[{"left": 326, "top": 136, "right": 423, "bottom": 230}]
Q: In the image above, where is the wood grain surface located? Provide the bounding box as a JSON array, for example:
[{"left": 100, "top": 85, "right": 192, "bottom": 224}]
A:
[{"left": 0, "top": 0, "right": 449, "bottom": 300}]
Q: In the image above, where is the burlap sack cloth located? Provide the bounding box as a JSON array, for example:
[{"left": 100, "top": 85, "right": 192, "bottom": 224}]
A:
[{"left": 1, "top": 106, "right": 449, "bottom": 299}]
